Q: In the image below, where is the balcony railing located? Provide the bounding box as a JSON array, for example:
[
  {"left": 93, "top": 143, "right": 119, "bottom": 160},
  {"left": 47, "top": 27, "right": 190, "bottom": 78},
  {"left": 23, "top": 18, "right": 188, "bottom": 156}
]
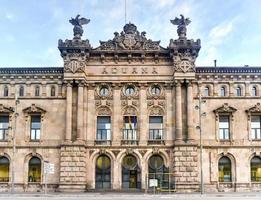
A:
[
  {"left": 95, "top": 129, "right": 111, "bottom": 145},
  {"left": 121, "top": 129, "right": 138, "bottom": 145},
  {"left": 148, "top": 129, "right": 164, "bottom": 144},
  {"left": 0, "top": 129, "right": 8, "bottom": 141}
]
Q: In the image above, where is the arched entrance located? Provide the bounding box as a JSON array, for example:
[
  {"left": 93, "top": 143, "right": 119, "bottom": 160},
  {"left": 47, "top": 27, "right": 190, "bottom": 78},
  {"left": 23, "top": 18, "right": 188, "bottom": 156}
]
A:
[
  {"left": 148, "top": 154, "right": 169, "bottom": 190},
  {"left": 122, "top": 155, "right": 141, "bottom": 189},
  {"left": 28, "top": 157, "right": 41, "bottom": 182},
  {"left": 95, "top": 155, "right": 111, "bottom": 189},
  {"left": 0, "top": 156, "right": 9, "bottom": 182},
  {"left": 218, "top": 156, "right": 232, "bottom": 182},
  {"left": 250, "top": 156, "right": 261, "bottom": 182}
]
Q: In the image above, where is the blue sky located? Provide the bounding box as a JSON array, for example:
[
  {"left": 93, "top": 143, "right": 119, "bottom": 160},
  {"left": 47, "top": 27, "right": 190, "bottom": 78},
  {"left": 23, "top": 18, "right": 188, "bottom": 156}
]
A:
[{"left": 0, "top": 0, "right": 260, "bottom": 67}]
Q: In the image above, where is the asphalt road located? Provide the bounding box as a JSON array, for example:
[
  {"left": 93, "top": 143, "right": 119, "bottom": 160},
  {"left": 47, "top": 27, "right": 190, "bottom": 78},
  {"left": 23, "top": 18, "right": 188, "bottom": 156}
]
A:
[{"left": 0, "top": 193, "right": 261, "bottom": 200}]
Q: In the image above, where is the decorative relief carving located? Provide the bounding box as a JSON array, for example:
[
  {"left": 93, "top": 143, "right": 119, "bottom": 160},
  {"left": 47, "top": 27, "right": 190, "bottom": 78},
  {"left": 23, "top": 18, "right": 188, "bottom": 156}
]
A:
[
  {"left": 23, "top": 104, "right": 46, "bottom": 116},
  {"left": 121, "top": 83, "right": 139, "bottom": 100},
  {"left": 0, "top": 104, "right": 14, "bottom": 113},
  {"left": 147, "top": 83, "right": 165, "bottom": 100},
  {"left": 96, "top": 106, "right": 112, "bottom": 116},
  {"left": 123, "top": 106, "right": 138, "bottom": 116},
  {"left": 149, "top": 106, "right": 165, "bottom": 116},
  {"left": 246, "top": 103, "right": 261, "bottom": 113},
  {"left": 98, "top": 23, "right": 162, "bottom": 51},
  {"left": 173, "top": 50, "right": 196, "bottom": 73},
  {"left": 94, "top": 83, "right": 113, "bottom": 100},
  {"left": 214, "top": 103, "right": 237, "bottom": 121},
  {"left": 246, "top": 103, "right": 261, "bottom": 120},
  {"left": 64, "top": 60, "right": 86, "bottom": 73}
]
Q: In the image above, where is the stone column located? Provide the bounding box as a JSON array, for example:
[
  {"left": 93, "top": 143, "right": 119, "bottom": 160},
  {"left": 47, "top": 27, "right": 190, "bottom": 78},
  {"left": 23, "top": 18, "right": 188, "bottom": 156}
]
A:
[
  {"left": 58, "top": 82, "right": 63, "bottom": 97},
  {"left": 112, "top": 84, "right": 121, "bottom": 146},
  {"left": 165, "top": 85, "right": 173, "bottom": 145},
  {"left": 229, "top": 82, "right": 234, "bottom": 97},
  {"left": 77, "top": 83, "right": 84, "bottom": 141},
  {"left": 213, "top": 81, "right": 218, "bottom": 96},
  {"left": 187, "top": 81, "right": 194, "bottom": 140},
  {"left": 65, "top": 82, "right": 72, "bottom": 141},
  {"left": 83, "top": 85, "right": 88, "bottom": 141},
  {"left": 139, "top": 85, "right": 148, "bottom": 145},
  {"left": 175, "top": 81, "right": 182, "bottom": 140},
  {"left": 42, "top": 82, "right": 47, "bottom": 97},
  {"left": 245, "top": 81, "right": 250, "bottom": 96},
  {"left": 87, "top": 87, "right": 95, "bottom": 145}
]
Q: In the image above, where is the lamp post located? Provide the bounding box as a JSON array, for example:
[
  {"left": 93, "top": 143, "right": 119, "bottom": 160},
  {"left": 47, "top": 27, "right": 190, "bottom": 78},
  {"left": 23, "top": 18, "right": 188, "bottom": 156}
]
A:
[
  {"left": 195, "top": 94, "right": 206, "bottom": 195},
  {"left": 11, "top": 94, "right": 19, "bottom": 194}
]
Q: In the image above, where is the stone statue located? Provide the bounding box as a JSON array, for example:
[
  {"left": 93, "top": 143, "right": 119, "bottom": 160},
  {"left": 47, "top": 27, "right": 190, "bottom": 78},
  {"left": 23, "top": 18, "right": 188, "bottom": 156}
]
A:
[
  {"left": 69, "top": 14, "right": 90, "bottom": 39},
  {"left": 170, "top": 14, "right": 191, "bottom": 38}
]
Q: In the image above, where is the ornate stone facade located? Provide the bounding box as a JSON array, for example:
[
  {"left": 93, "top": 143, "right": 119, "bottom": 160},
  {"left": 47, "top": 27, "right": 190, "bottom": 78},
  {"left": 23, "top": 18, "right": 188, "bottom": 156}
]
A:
[{"left": 0, "top": 15, "right": 260, "bottom": 193}]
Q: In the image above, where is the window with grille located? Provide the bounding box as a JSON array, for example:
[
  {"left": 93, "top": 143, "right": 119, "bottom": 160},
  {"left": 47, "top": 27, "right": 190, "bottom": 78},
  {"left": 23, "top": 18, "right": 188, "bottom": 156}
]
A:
[
  {"left": 0, "top": 116, "right": 9, "bottom": 141},
  {"left": 251, "top": 116, "right": 261, "bottom": 140},
  {"left": 30, "top": 115, "right": 41, "bottom": 141},
  {"left": 149, "top": 116, "right": 163, "bottom": 140},
  {"left": 97, "top": 116, "right": 111, "bottom": 141},
  {"left": 219, "top": 115, "right": 230, "bottom": 140}
]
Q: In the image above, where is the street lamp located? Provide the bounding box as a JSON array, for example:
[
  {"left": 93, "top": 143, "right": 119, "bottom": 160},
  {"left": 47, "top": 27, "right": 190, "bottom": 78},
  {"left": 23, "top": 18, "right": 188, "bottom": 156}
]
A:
[
  {"left": 195, "top": 94, "right": 206, "bottom": 195},
  {"left": 11, "top": 94, "right": 19, "bottom": 194}
]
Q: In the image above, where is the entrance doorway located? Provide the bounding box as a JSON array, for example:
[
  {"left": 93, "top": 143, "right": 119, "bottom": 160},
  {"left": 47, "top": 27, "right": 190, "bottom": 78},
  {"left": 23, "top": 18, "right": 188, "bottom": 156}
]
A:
[
  {"left": 122, "top": 155, "right": 141, "bottom": 189},
  {"left": 95, "top": 155, "right": 111, "bottom": 189}
]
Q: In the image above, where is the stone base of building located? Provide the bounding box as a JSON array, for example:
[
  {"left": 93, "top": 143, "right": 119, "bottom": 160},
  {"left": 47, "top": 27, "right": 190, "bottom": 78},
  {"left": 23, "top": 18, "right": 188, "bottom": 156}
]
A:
[{"left": 58, "top": 183, "right": 86, "bottom": 192}]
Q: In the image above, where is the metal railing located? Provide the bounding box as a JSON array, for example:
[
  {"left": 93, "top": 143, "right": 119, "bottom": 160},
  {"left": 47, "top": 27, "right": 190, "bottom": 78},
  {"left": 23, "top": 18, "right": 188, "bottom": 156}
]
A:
[
  {"left": 148, "top": 129, "right": 164, "bottom": 144},
  {"left": 0, "top": 129, "right": 8, "bottom": 141},
  {"left": 122, "top": 129, "right": 138, "bottom": 145},
  {"left": 95, "top": 129, "right": 111, "bottom": 145}
]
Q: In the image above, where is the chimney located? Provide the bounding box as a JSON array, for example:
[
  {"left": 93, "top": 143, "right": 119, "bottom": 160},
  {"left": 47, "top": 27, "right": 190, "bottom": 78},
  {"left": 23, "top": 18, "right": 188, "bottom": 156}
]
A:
[{"left": 214, "top": 60, "right": 217, "bottom": 67}]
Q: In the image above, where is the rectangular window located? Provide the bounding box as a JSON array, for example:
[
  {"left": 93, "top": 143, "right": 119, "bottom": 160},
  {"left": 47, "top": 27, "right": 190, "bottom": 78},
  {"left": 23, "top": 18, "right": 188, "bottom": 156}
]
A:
[
  {"left": 251, "top": 116, "right": 261, "bottom": 140},
  {"left": 149, "top": 116, "right": 163, "bottom": 140},
  {"left": 97, "top": 116, "right": 111, "bottom": 141},
  {"left": 219, "top": 115, "right": 230, "bottom": 140},
  {"left": 0, "top": 116, "right": 9, "bottom": 141},
  {"left": 123, "top": 116, "right": 137, "bottom": 140},
  {"left": 30, "top": 115, "right": 41, "bottom": 141}
]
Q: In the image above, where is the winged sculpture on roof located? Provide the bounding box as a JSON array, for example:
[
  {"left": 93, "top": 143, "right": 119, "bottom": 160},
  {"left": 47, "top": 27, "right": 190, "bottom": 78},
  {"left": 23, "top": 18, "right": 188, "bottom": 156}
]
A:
[
  {"left": 69, "top": 14, "right": 90, "bottom": 39},
  {"left": 170, "top": 14, "right": 191, "bottom": 37}
]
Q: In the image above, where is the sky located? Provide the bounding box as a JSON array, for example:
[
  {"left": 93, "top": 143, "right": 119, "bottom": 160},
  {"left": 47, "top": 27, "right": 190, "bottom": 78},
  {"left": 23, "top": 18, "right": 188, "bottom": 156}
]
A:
[{"left": 0, "top": 0, "right": 261, "bottom": 67}]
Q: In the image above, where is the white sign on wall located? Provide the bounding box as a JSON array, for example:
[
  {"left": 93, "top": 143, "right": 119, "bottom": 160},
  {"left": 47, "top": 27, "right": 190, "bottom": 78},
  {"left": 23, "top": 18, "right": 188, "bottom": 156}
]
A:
[
  {"left": 149, "top": 179, "right": 158, "bottom": 187},
  {"left": 44, "top": 162, "right": 55, "bottom": 174}
]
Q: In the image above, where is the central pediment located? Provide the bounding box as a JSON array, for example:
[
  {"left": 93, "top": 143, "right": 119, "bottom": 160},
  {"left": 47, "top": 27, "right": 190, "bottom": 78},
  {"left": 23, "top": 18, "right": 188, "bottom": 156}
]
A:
[{"left": 96, "top": 22, "right": 164, "bottom": 51}]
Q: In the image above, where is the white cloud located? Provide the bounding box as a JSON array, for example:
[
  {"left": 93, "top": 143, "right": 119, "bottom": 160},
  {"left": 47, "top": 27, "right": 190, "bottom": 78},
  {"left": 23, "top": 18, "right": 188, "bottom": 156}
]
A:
[
  {"left": 208, "top": 17, "right": 239, "bottom": 45},
  {"left": 145, "top": 0, "right": 176, "bottom": 8},
  {"left": 5, "top": 13, "right": 14, "bottom": 20}
]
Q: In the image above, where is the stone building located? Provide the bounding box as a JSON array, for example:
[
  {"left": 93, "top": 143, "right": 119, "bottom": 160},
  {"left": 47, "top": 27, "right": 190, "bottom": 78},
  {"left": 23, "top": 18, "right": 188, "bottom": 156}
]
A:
[{"left": 0, "top": 15, "right": 260, "bottom": 193}]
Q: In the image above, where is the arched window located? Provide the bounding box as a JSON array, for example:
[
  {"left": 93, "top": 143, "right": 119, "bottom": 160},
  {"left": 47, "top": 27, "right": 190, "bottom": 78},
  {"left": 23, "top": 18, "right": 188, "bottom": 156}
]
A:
[
  {"left": 3, "top": 85, "right": 8, "bottom": 97},
  {"left": 0, "top": 156, "right": 9, "bottom": 182},
  {"left": 148, "top": 154, "right": 171, "bottom": 190},
  {"left": 252, "top": 87, "right": 257, "bottom": 97},
  {"left": 28, "top": 157, "right": 41, "bottom": 182},
  {"left": 251, "top": 156, "right": 261, "bottom": 182},
  {"left": 218, "top": 156, "right": 231, "bottom": 182},
  {"left": 99, "top": 86, "right": 109, "bottom": 97},
  {"left": 19, "top": 86, "right": 24, "bottom": 97},
  {"left": 50, "top": 86, "right": 56, "bottom": 97},
  {"left": 220, "top": 87, "right": 225, "bottom": 97},
  {"left": 35, "top": 86, "right": 40, "bottom": 97},
  {"left": 204, "top": 87, "right": 210, "bottom": 96},
  {"left": 122, "top": 155, "right": 141, "bottom": 189},
  {"left": 151, "top": 86, "right": 161, "bottom": 96},
  {"left": 236, "top": 87, "right": 242, "bottom": 96},
  {"left": 95, "top": 155, "right": 111, "bottom": 189},
  {"left": 125, "top": 86, "right": 135, "bottom": 96}
]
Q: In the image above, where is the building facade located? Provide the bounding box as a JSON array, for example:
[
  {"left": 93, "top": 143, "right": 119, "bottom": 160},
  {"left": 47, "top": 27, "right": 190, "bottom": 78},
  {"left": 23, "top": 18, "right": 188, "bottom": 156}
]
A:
[{"left": 0, "top": 16, "right": 260, "bottom": 193}]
